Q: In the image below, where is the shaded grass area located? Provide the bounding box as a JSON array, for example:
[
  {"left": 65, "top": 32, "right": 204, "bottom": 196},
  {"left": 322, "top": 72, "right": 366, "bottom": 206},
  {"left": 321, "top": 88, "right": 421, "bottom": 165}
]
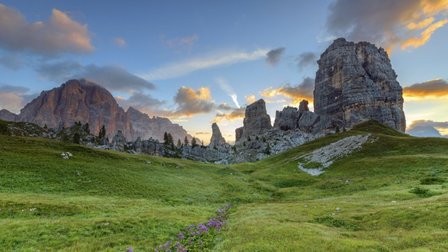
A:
[{"left": 1, "top": 121, "right": 448, "bottom": 251}]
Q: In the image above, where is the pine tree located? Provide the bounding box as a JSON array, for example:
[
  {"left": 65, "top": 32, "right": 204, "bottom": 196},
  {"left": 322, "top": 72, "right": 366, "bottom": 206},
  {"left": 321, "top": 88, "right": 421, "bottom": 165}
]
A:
[
  {"left": 191, "top": 138, "right": 198, "bottom": 148},
  {"left": 184, "top": 136, "right": 189, "bottom": 146},
  {"left": 177, "top": 139, "right": 182, "bottom": 148},
  {"left": 98, "top": 125, "right": 106, "bottom": 140},
  {"left": 83, "top": 123, "right": 90, "bottom": 134},
  {"left": 73, "top": 133, "right": 81, "bottom": 144}
]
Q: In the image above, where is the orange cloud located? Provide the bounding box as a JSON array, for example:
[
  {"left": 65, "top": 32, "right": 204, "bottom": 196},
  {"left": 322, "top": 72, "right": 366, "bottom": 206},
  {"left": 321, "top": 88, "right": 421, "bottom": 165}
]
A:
[
  {"left": 214, "top": 107, "right": 245, "bottom": 122},
  {"left": 171, "top": 86, "right": 215, "bottom": 118},
  {"left": 261, "top": 77, "right": 314, "bottom": 105},
  {"left": 406, "top": 17, "right": 434, "bottom": 30},
  {"left": 404, "top": 79, "right": 448, "bottom": 98},
  {"left": 402, "top": 19, "right": 448, "bottom": 49},
  {"left": 0, "top": 4, "right": 93, "bottom": 55},
  {"left": 245, "top": 95, "right": 257, "bottom": 104}
]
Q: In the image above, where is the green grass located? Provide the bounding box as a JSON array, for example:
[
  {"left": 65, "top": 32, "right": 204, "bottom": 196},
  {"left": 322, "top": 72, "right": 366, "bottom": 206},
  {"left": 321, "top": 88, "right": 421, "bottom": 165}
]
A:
[{"left": 1, "top": 121, "right": 448, "bottom": 251}]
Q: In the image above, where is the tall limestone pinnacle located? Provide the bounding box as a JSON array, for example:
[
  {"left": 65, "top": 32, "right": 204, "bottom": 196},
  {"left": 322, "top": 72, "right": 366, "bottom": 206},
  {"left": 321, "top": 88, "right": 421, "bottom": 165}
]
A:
[
  {"left": 235, "top": 99, "right": 272, "bottom": 142},
  {"left": 209, "top": 123, "right": 226, "bottom": 148},
  {"left": 314, "top": 38, "right": 406, "bottom": 132}
]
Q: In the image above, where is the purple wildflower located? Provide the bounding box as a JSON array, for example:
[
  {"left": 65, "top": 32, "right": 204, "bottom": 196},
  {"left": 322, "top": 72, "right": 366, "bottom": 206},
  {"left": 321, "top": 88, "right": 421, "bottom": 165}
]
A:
[
  {"left": 198, "top": 224, "right": 208, "bottom": 233},
  {"left": 127, "top": 247, "right": 133, "bottom": 252},
  {"left": 177, "top": 232, "right": 185, "bottom": 240}
]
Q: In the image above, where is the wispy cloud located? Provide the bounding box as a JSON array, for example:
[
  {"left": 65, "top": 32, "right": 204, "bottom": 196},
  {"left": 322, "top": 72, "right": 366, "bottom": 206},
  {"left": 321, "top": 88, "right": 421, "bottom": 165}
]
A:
[
  {"left": 143, "top": 49, "right": 269, "bottom": 80},
  {"left": 162, "top": 34, "right": 199, "bottom": 52},
  {"left": 216, "top": 78, "right": 240, "bottom": 108}
]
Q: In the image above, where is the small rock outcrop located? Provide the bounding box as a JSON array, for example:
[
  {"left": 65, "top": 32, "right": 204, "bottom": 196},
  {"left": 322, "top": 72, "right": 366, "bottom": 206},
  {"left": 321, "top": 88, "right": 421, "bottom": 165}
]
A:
[
  {"left": 273, "top": 106, "right": 300, "bottom": 131},
  {"left": 273, "top": 100, "right": 320, "bottom": 133},
  {"left": 111, "top": 130, "right": 127, "bottom": 151},
  {"left": 314, "top": 38, "right": 406, "bottom": 131},
  {"left": 209, "top": 123, "right": 226, "bottom": 148},
  {"left": 236, "top": 99, "right": 272, "bottom": 142}
]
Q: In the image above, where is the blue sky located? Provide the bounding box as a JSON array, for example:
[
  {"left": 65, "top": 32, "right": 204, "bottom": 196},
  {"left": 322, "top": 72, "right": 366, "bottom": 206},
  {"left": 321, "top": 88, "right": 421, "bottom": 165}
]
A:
[{"left": 0, "top": 0, "right": 447, "bottom": 142}]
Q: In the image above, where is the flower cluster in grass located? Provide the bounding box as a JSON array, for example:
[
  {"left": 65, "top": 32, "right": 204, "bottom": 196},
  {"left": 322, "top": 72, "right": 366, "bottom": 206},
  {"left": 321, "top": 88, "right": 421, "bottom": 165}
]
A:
[{"left": 155, "top": 203, "right": 232, "bottom": 252}]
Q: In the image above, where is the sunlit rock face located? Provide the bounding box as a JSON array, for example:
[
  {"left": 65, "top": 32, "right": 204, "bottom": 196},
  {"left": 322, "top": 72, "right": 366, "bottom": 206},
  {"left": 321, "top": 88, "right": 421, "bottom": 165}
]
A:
[
  {"left": 314, "top": 38, "right": 406, "bottom": 132},
  {"left": 17, "top": 79, "right": 194, "bottom": 141},
  {"left": 19, "top": 79, "right": 131, "bottom": 138}
]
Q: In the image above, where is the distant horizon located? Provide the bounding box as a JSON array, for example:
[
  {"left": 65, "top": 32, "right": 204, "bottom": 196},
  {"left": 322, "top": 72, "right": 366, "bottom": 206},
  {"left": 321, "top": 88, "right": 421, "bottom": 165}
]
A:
[{"left": 0, "top": 0, "right": 447, "bottom": 142}]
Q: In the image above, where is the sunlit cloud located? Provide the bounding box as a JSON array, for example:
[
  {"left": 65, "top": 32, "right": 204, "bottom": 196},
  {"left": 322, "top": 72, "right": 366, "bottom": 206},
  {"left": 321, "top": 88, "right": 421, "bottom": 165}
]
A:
[
  {"left": 404, "top": 79, "right": 448, "bottom": 98},
  {"left": 325, "top": 0, "right": 448, "bottom": 53},
  {"left": 0, "top": 4, "right": 93, "bottom": 55},
  {"left": 262, "top": 77, "right": 314, "bottom": 106}
]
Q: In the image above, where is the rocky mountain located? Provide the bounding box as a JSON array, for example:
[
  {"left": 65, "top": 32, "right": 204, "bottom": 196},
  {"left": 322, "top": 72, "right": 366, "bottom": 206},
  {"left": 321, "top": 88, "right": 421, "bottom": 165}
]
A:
[
  {"left": 0, "top": 109, "right": 18, "bottom": 122},
  {"left": 314, "top": 38, "right": 406, "bottom": 131},
  {"left": 16, "top": 79, "right": 194, "bottom": 142}
]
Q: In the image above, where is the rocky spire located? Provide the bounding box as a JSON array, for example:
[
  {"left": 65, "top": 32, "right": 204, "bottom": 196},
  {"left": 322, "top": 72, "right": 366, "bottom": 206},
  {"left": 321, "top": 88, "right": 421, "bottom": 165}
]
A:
[
  {"left": 314, "top": 38, "right": 406, "bottom": 131},
  {"left": 235, "top": 99, "right": 272, "bottom": 142},
  {"left": 209, "top": 123, "right": 226, "bottom": 148}
]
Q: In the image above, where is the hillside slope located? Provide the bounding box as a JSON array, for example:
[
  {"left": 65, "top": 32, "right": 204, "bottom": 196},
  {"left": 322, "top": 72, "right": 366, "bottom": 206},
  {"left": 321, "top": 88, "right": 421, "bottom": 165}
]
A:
[{"left": 0, "top": 121, "right": 447, "bottom": 251}]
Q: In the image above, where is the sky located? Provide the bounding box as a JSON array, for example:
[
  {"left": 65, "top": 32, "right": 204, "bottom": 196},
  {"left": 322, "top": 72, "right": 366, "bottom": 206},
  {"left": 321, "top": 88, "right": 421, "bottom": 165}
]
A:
[{"left": 0, "top": 0, "right": 447, "bottom": 143}]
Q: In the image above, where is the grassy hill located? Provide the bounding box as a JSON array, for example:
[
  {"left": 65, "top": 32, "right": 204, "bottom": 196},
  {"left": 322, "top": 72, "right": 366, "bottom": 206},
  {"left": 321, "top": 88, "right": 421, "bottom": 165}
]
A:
[{"left": 0, "top": 121, "right": 447, "bottom": 251}]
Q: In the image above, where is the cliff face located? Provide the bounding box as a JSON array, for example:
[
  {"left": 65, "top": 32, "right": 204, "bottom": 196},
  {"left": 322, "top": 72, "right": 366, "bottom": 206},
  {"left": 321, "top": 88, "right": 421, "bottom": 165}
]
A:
[
  {"left": 17, "top": 79, "right": 193, "bottom": 141},
  {"left": 236, "top": 99, "right": 272, "bottom": 142},
  {"left": 19, "top": 79, "right": 130, "bottom": 138},
  {"left": 314, "top": 38, "right": 406, "bottom": 131}
]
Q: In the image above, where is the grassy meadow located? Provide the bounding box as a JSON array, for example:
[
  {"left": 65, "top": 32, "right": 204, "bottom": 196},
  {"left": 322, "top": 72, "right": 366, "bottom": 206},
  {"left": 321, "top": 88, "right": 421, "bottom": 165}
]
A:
[{"left": 0, "top": 121, "right": 447, "bottom": 251}]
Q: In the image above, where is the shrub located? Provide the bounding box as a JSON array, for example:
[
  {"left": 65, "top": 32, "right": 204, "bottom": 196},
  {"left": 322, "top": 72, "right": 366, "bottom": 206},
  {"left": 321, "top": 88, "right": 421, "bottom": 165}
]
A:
[{"left": 409, "top": 187, "right": 433, "bottom": 197}]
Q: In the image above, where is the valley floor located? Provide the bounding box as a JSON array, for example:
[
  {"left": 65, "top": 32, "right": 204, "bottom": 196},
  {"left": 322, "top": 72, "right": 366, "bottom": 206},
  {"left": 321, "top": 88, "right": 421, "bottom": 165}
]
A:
[{"left": 1, "top": 122, "right": 447, "bottom": 251}]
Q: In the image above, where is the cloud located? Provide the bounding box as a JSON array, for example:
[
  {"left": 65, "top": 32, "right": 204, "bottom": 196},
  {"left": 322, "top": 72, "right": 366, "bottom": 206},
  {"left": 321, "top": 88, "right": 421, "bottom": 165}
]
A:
[
  {"left": 162, "top": 34, "right": 199, "bottom": 51},
  {"left": 217, "top": 103, "right": 234, "bottom": 111},
  {"left": 296, "top": 52, "right": 317, "bottom": 71},
  {"left": 0, "top": 55, "right": 23, "bottom": 70},
  {"left": 407, "top": 120, "right": 448, "bottom": 137},
  {"left": 36, "top": 61, "right": 155, "bottom": 92},
  {"left": 116, "top": 92, "right": 165, "bottom": 115},
  {"left": 404, "top": 79, "right": 448, "bottom": 98},
  {"left": 262, "top": 77, "right": 314, "bottom": 105},
  {"left": 216, "top": 78, "right": 240, "bottom": 108},
  {"left": 0, "top": 84, "right": 36, "bottom": 113},
  {"left": 114, "top": 37, "right": 126, "bottom": 47},
  {"left": 245, "top": 95, "right": 257, "bottom": 104},
  {"left": 266, "top": 47, "right": 285, "bottom": 66},
  {"left": 171, "top": 86, "right": 215, "bottom": 118},
  {"left": 0, "top": 4, "right": 93, "bottom": 56},
  {"left": 325, "top": 0, "right": 448, "bottom": 53},
  {"left": 143, "top": 49, "right": 269, "bottom": 80},
  {"left": 215, "top": 107, "right": 245, "bottom": 122}
]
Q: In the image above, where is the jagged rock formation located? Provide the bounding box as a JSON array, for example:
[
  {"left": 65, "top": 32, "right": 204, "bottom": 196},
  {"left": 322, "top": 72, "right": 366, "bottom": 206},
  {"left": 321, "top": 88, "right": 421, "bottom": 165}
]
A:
[
  {"left": 0, "top": 109, "right": 18, "bottom": 122},
  {"left": 16, "top": 79, "right": 194, "bottom": 141},
  {"left": 126, "top": 106, "right": 193, "bottom": 143},
  {"left": 273, "top": 100, "right": 320, "bottom": 133},
  {"left": 236, "top": 99, "right": 272, "bottom": 142},
  {"left": 209, "top": 123, "right": 226, "bottom": 148},
  {"left": 314, "top": 38, "right": 406, "bottom": 131}
]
